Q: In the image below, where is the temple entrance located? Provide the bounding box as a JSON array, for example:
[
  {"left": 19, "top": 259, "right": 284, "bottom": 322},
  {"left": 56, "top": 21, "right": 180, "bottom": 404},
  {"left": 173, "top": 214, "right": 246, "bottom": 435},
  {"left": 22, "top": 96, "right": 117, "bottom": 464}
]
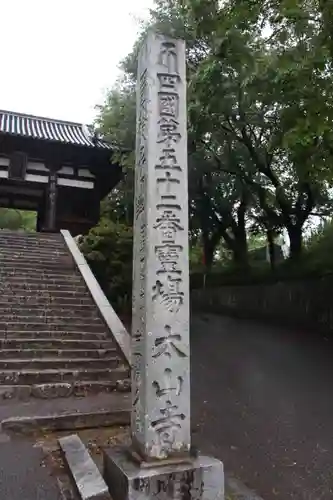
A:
[{"left": 0, "top": 109, "right": 122, "bottom": 236}]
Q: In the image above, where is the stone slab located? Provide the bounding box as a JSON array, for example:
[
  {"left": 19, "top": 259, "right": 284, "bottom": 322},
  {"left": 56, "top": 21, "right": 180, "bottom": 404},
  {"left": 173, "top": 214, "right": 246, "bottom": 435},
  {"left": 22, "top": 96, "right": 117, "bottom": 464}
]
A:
[
  {"left": 103, "top": 445, "right": 224, "bottom": 500},
  {"left": 2, "top": 409, "right": 130, "bottom": 435},
  {"left": 59, "top": 434, "right": 111, "bottom": 500}
]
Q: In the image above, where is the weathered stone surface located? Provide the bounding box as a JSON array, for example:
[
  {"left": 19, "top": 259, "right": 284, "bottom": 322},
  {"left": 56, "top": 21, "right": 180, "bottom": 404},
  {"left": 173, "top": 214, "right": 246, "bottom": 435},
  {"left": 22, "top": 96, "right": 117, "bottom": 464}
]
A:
[
  {"left": 103, "top": 446, "right": 224, "bottom": 500},
  {"left": 0, "top": 380, "right": 121, "bottom": 401},
  {"left": 132, "top": 31, "right": 190, "bottom": 461},
  {"left": 31, "top": 383, "right": 73, "bottom": 399},
  {"left": 0, "top": 317, "right": 104, "bottom": 329},
  {"left": 0, "top": 356, "right": 119, "bottom": 371},
  {"left": 0, "top": 367, "right": 128, "bottom": 385},
  {"left": 116, "top": 379, "right": 131, "bottom": 393},
  {"left": 0, "top": 339, "right": 113, "bottom": 349},
  {"left": 1, "top": 331, "right": 106, "bottom": 340},
  {"left": 0, "top": 294, "right": 93, "bottom": 305},
  {"left": 0, "top": 348, "right": 116, "bottom": 359},
  {"left": 2, "top": 408, "right": 130, "bottom": 435},
  {"left": 0, "top": 385, "right": 31, "bottom": 401},
  {"left": 59, "top": 434, "right": 111, "bottom": 500}
]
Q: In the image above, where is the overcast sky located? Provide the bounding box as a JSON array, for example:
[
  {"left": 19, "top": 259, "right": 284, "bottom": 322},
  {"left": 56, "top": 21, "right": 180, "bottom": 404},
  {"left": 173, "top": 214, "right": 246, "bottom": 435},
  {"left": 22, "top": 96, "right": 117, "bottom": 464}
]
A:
[{"left": 0, "top": 0, "right": 153, "bottom": 124}]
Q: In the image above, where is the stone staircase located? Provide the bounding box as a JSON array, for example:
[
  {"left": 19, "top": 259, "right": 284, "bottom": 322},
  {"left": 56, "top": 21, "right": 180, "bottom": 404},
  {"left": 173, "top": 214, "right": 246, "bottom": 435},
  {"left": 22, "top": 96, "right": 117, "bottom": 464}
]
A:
[{"left": 0, "top": 230, "right": 130, "bottom": 400}]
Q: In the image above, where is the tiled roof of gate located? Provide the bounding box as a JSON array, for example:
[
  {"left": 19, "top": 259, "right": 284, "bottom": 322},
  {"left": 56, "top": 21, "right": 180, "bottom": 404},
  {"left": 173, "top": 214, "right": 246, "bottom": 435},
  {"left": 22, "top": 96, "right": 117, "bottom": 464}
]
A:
[{"left": 0, "top": 109, "right": 112, "bottom": 149}]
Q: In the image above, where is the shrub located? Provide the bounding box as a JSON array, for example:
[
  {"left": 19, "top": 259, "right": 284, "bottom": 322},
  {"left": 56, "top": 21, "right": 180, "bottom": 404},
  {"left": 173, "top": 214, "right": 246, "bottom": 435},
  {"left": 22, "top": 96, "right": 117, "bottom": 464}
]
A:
[{"left": 80, "top": 219, "right": 133, "bottom": 312}]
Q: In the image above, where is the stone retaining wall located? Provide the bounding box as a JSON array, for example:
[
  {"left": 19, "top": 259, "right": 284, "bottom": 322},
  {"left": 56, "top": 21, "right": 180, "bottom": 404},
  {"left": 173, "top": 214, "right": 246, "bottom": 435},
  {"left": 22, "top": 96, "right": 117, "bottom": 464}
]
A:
[{"left": 191, "top": 275, "right": 333, "bottom": 333}]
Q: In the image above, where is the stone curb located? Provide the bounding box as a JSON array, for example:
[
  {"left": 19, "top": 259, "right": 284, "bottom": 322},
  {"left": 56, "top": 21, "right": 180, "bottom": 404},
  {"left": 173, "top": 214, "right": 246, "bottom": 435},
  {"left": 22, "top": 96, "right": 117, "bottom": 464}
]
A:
[
  {"left": 59, "top": 434, "right": 111, "bottom": 500},
  {"left": 1, "top": 409, "right": 130, "bottom": 435},
  {"left": 225, "top": 475, "right": 265, "bottom": 500}
]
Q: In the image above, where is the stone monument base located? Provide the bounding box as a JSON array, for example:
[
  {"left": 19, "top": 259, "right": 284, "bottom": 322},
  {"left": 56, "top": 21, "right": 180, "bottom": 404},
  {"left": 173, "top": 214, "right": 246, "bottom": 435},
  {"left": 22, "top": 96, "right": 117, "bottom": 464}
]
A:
[{"left": 103, "top": 446, "right": 224, "bottom": 500}]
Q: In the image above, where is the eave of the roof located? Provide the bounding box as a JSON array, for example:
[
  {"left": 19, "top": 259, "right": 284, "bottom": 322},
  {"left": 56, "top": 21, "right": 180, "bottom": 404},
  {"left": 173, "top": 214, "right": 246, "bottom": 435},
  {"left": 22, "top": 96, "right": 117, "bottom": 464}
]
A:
[{"left": 0, "top": 109, "right": 113, "bottom": 150}]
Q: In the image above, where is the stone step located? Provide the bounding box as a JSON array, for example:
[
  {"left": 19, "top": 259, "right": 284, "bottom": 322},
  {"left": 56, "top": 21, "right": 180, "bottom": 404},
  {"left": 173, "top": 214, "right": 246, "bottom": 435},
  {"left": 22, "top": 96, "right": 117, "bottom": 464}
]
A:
[
  {"left": 0, "top": 330, "right": 107, "bottom": 340},
  {"left": 0, "top": 229, "right": 62, "bottom": 239},
  {"left": 0, "top": 314, "right": 100, "bottom": 323},
  {"left": 0, "top": 232, "right": 65, "bottom": 241},
  {"left": 0, "top": 272, "right": 78, "bottom": 283},
  {"left": 0, "top": 245, "right": 68, "bottom": 254},
  {"left": 0, "top": 348, "right": 117, "bottom": 359},
  {"left": 0, "top": 366, "right": 129, "bottom": 385},
  {"left": 0, "top": 247, "right": 69, "bottom": 258},
  {"left": 0, "top": 238, "right": 66, "bottom": 248},
  {"left": 0, "top": 380, "right": 130, "bottom": 400},
  {"left": 0, "top": 357, "right": 120, "bottom": 370},
  {"left": 0, "top": 259, "right": 75, "bottom": 271},
  {"left": 0, "top": 275, "right": 82, "bottom": 285},
  {"left": 0, "top": 302, "right": 95, "bottom": 311},
  {"left": 0, "top": 270, "right": 80, "bottom": 280},
  {"left": 0, "top": 258, "right": 73, "bottom": 269},
  {"left": 0, "top": 289, "right": 89, "bottom": 300},
  {"left": 0, "top": 237, "right": 65, "bottom": 248},
  {"left": 0, "top": 282, "right": 86, "bottom": 292},
  {"left": 0, "top": 295, "right": 93, "bottom": 306},
  {"left": 0, "top": 255, "right": 70, "bottom": 266},
  {"left": 0, "top": 250, "right": 69, "bottom": 261},
  {"left": 0, "top": 338, "right": 115, "bottom": 350},
  {"left": 0, "top": 318, "right": 104, "bottom": 330},
  {"left": 1, "top": 286, "right": 88, "bottom": 296},
  {"left": 0, "top": 246, "right": 67, "bottom": 256},
  {"left": 0, "top": 301, "right": 93, "bottom": 317},
  {"left": 0, "top": 306, "right": 98, "bottom": 318}
]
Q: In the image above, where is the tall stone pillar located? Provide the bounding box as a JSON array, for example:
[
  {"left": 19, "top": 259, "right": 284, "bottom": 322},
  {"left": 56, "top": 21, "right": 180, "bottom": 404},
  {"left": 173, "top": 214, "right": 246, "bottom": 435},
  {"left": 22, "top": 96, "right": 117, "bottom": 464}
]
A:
[
  {"left": 103, "top": 32, "right": 224, "bottom": 500},
  {"left": 131, "top": 30, "right": 190, "bottom": 462}
]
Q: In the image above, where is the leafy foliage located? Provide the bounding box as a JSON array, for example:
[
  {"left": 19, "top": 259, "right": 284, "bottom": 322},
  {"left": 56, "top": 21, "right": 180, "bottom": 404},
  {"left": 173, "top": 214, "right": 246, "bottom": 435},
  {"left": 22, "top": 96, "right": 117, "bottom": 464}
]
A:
[
  {"left": 80, "top": 220, "right": 133, "bottom": 311},
  {"left": 95, "top": 78, "right": 136, "bottom": 226},
  {"left": 303, "top": 218, "right": 333, "bottom": 272}
]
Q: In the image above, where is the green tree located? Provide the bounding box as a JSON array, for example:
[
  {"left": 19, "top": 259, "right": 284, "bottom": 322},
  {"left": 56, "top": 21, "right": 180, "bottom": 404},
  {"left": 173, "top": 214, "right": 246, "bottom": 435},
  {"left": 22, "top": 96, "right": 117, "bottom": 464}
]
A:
[
  {"left": 186, "top": 0, "right": 333, "bottom": 259},
  {"left": 96, "top": 0, "right": 333, "bottom": 270},
  {"left": 96, "top": 77, "right": 136, "bottom": 226}
]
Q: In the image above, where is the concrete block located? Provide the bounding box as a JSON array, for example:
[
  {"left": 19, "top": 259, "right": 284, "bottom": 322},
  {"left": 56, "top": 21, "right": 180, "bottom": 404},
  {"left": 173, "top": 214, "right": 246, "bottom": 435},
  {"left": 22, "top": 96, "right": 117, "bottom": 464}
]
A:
[
  {"left": 59, "top": 434, "right": 111, "bottom": 500},
  {"left": 103, "top": 445, "right": 224, "bottom": 500}
]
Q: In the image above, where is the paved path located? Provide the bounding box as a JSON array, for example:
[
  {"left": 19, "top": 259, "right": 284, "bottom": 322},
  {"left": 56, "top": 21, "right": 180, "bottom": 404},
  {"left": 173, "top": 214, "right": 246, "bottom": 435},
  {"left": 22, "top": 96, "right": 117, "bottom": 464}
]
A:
[
  {"left": 0, "top": 393, "right": 129, "bottom": 499},
  {"left": 0, "top": 440, "right": 63, "bottom": 500},
  {"left": 191, "top": 314, "right": 333, "bottom": 500}
]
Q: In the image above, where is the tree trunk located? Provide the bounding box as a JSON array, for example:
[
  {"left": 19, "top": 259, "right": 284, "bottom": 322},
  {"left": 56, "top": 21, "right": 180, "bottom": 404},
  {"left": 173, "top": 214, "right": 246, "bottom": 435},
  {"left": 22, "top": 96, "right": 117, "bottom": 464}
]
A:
[
  {"left": 287, "top": 225, "right": 303, "bottom": 260},
  {"left": 234, "top": 197, "right": 249, "bottom": 269},
  {"left": 231, "top": 238, "right": 249, "bottom": 269},
  {"left": 267, "top": 229, "right": 276, "bottom": 271},
  {"left": 202, "top": 226, "right": 223, "bottom": 272},
  {"left": 202, "top": 237, "right": 215, "bottom": 271}
]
